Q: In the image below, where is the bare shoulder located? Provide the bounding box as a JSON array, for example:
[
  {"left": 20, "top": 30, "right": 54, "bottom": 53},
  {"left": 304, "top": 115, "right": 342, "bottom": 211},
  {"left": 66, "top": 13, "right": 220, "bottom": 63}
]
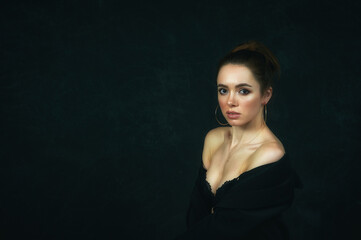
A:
[
  {"left": 249, "top": 141, "right": 286, "bottom": 169},
  {"left": 204, "top": 127, "right": 227, "bottom": 144},
  {"left": 202, "top": 127, "right": 229, "bottom": 169}
]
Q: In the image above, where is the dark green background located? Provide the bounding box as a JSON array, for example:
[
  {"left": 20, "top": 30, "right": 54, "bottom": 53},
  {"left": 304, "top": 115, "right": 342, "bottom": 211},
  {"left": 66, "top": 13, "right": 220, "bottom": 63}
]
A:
[{"left": 1, "top": 0, "right": 360, "bottom": 239}]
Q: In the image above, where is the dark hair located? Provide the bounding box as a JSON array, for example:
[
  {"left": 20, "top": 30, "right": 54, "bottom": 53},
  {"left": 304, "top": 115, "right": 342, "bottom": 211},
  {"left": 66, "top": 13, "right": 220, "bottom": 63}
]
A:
[{"left": 218, "top": 40, "right": 280, "bottom": 94}]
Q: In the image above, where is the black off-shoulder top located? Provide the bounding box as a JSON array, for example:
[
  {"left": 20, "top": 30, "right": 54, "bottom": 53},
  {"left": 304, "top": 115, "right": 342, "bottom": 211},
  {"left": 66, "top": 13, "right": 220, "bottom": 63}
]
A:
[{"left": 176, "top": 154, "right": 301, "bottom": 240}]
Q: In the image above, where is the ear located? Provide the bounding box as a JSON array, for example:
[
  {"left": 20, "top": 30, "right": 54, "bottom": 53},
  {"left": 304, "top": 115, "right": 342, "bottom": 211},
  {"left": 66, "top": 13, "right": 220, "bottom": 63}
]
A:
[{"left": 262, "top": 87, "right": 272, "bottom": 104}]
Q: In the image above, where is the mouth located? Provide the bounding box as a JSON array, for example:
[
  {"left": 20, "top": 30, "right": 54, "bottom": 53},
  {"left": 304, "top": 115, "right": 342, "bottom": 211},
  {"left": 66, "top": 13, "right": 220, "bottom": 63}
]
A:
[
  {"left": 226, "top": 111, "right": 240, "bottom": 114},
  {"left": 226, "top": 111, "right": 240, "bottom": 119}
]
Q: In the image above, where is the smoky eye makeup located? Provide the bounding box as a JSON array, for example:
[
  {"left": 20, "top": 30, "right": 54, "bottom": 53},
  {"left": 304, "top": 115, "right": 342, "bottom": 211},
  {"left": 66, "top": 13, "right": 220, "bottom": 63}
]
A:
[
  {"left": 217, "top": 87, "right": 251, "bottom": 95},
  {"left": 217, "top": 88, "right": 228, "bottom": 95},
  {"left": 239, "top": 88, "right": 251, "bottom": 95}
]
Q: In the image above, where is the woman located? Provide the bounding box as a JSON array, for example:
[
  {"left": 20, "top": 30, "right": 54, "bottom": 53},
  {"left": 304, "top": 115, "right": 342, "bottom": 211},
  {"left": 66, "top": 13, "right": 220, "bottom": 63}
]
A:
[{"left": 176, "top": 41, "right": 298, "bottom": 240}]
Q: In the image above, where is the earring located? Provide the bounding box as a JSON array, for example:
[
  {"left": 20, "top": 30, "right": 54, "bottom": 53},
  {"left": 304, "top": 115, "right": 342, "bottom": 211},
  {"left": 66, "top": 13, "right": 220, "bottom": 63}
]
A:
[
  {"left": 263, "top": 104, "right": 268, "bottom": 123},
  {"left": 215, "top": 105, "right": 228, "bottom": 126}
]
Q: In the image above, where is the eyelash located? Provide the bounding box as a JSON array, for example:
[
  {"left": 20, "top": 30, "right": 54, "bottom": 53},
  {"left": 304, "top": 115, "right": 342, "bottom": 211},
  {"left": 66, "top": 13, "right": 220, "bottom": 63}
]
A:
[{"left": 218, "top": 88, "right": 250, "bottom": 95}]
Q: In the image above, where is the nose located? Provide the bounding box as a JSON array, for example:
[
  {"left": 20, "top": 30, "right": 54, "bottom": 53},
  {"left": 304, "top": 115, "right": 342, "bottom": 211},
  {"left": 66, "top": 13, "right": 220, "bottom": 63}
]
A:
[{"left": 227, "top": 92, "right": 238, "bottom": 107}]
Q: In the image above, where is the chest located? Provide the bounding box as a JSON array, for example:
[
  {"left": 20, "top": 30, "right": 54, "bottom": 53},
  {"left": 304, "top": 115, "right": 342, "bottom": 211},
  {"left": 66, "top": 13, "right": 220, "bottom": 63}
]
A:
[{"left": 205, "top": 145, "right": 257, "bottom": 194}]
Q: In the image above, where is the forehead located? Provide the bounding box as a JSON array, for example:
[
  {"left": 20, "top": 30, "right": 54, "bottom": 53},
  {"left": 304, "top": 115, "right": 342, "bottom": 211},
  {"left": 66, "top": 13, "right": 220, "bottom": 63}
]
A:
[{"left": 217, "top": 64, "right": 259, "bottom": 88}]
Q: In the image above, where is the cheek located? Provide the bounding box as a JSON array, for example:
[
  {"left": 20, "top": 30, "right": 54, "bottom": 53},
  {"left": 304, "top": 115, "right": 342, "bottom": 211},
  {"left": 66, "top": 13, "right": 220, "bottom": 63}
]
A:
[
  {"left": 243, "top": 98, "right": 259, "bottom": 107},
  {"left": 241, "top": 98, "right": 261, "bottom": 113}
]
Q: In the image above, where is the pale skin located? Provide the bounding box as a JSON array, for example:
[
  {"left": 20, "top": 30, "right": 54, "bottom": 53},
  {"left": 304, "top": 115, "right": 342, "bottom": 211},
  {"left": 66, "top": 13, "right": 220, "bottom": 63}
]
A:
[{"left": 202, "top": 64, "right": 285, "bottom": 196}]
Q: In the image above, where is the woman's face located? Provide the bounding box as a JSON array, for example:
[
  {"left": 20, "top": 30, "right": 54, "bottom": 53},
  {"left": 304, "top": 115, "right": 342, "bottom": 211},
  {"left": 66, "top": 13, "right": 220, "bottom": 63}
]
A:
[{"left": 217, "top": 64, "right": 271, "bottom": 126}]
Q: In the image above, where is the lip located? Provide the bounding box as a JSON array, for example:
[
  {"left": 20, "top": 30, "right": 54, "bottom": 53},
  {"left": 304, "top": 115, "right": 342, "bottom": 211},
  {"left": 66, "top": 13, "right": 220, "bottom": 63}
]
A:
[
  {"left": 226, "top": 111, "right": 240, "bottom": 119},
  {"left": 226, "top": 111, "right": 240, "bottom": 114}
]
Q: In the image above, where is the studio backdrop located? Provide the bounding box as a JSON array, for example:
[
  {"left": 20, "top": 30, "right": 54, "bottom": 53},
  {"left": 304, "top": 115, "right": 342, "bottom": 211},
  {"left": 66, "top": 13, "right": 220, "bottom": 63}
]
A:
[{"left": 1, "top": 0, "right": 360, "bottom": 239}]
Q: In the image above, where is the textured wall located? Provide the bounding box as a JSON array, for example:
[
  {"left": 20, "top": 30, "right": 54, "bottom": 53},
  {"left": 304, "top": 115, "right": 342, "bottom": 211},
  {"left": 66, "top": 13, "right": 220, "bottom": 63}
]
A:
[{"left": 1, "top": 0, "right": 360, "bottom": 239}]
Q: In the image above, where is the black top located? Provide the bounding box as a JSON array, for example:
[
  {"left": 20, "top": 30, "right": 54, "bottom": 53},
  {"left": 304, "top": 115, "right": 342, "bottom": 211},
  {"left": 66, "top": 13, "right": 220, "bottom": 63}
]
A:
[{"left": 175, "top": 154, "right": 300, "bottom": 240}]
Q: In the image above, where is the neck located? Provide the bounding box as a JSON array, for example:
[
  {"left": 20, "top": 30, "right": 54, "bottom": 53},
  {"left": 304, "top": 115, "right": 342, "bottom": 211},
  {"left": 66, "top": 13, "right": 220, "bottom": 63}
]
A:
[{"left": 228, "top": 112, "right": 266, "bottom": 149}]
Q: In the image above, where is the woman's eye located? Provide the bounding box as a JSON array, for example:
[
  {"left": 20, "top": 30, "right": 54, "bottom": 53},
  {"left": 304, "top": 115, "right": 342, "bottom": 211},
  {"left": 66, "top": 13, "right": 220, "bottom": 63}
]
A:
[
  {"left": 239, "top": 89, "right": 250, "bottom": 95},
  {"left": 218, "top": 88, "right": 228, "bottom": 95}
]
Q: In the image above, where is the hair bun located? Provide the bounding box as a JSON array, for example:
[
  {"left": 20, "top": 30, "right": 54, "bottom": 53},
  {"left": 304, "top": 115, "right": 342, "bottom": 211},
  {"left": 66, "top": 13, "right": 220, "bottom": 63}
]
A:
[{"left": 231, "top": 40, "right": 280, "bottom": 77}]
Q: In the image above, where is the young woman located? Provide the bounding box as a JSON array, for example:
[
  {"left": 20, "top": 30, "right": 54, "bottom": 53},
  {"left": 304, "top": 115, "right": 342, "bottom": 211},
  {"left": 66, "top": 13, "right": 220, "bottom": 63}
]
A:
[{"left": 176, "top": 41, "right": 298, "bottom": 240}]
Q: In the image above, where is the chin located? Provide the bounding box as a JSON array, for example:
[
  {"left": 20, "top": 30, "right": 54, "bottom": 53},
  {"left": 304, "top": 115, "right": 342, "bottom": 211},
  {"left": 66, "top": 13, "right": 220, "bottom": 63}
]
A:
[
  {"left": 228, "top": 118, "right": 253, "bottom": 126},
  {"left": 226, "top": 119, "right": 242, "bottom": 126}
]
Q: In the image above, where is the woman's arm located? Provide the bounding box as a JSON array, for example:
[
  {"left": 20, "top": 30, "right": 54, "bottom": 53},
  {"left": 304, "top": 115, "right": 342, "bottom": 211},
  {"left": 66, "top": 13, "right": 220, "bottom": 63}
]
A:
[{"left": 202, "top": 127, "right": 226, "bottom": 169}]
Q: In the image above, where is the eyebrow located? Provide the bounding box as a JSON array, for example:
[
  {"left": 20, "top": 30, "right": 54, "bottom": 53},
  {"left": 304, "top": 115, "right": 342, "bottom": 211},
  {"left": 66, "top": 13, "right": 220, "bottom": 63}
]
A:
[{"left": 217, "top": 83, "right": 253, "bottom": 88}]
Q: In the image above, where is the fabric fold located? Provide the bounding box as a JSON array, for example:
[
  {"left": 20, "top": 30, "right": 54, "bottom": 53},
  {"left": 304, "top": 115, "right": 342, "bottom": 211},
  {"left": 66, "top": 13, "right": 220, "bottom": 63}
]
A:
[{"left": 177, "top": 154, "right": 300, "bottom": 240}]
